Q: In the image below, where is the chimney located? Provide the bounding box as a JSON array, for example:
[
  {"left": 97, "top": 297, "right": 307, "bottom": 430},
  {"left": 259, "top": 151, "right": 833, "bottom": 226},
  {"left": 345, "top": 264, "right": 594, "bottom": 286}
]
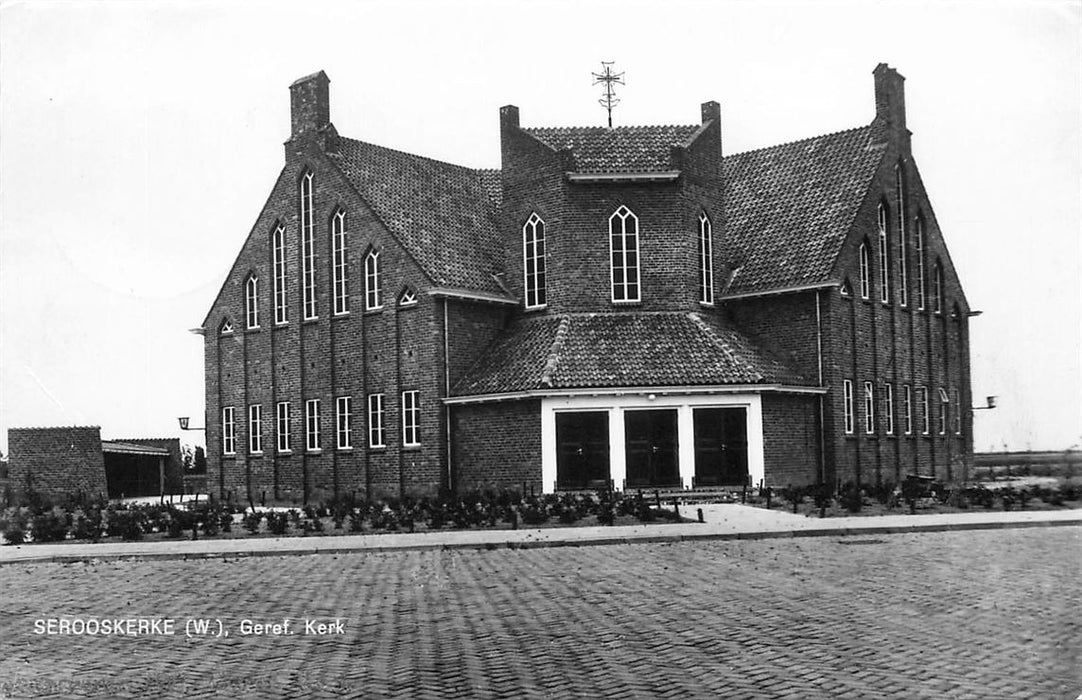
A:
[
  {"left": 873, "top": 63, "right": 906, "bottom": 132},
  {"left": 290, "top": 71, "right": 330, "bottom": 138},
  {"left": 500, "top": 105, "right": 520, "bottom": 130},
  {"left": 701, "top": 101, "right": 721, "bottom": 125}
]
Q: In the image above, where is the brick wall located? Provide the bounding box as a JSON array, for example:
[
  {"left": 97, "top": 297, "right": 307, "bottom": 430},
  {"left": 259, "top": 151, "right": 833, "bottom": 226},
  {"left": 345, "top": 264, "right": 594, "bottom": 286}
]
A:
[
  {"left": 7, "top": 427, "right": 108, "bottom": 498},
  {"left": 498, "top": 107, "right": 725, "bottom": 317},
  {"left": 205, "top": 136, "right": 454, "bottom": 503},
  {"left": 761, "top": 394, "right": 821, "bottom": 487},
  {"left": 823, "top": 141, "right": 972, "bottom": 488},
  {"left": 451, "top": 400, "right": 542, "bottom": 493}
]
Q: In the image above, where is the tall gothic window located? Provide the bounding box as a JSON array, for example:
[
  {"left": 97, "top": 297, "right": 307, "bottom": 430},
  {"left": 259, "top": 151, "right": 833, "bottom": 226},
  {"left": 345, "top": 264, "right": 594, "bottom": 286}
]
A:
[
  {"left": 332, "top": 208, "right": 349, "bottom": 315},
  {"left": 245, "top": 275, "right": 259, "bottom": 329},
  {"left": 365, "top": 249, "right": 382, "bottom": 310},
  {"left": 272, "top": 223, "right": 287, "bottom": 324},
  {"left": 915, "top": 213, "right": 926, "bottom": 310},
  {"left": 877, "top": 203, "right": 890, "bottom": 303},
  {"left": 933, "top": 260, "right": 944, "bottom": 314},
  {"left": 610, "top": 206, "right": 640, "bottom": 302},
  {"left": 859, "top": 242, "right": 870, "bottom": 300},
  {"left": 522, "top": 213, "right": 546, "bottom": 309},
  {"left": 300, "top": 171, "right": 317, "bottom": 319},
  {"left": 698, "top": 212, "right": 714, "bottom": 305},
  {"left": 896, "top": 165, "right": 908, "bottom": 307}
]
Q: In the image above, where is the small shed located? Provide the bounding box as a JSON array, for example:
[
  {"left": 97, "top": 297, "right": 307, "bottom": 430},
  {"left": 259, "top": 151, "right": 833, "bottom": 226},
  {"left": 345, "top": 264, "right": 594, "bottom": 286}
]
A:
[{"left": 102, "top": 440, "right": 170, "bottom": 498}]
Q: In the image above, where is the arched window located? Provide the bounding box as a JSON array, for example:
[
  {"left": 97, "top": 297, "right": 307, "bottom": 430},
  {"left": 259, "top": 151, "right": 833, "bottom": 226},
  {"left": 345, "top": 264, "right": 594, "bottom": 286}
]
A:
[
  {"left": 365, "top": 249, "right": 382, "bottom": 310},
  {"left": 915, "top": 213, "right": 926, "bottom": 310},
  {"left": 610, "top": 206, "right": 640, "bottom": 302},
  {"left": 219, "top": 317, "right": 234, "bottom": 335},
  {"left": 331, "top": 208, "right": 349, "bottom": 315},
  {"left": 300, "top": 170, "right": 317, "bottom": 320},
  {"left": 858, "top": 241, "right": 870, "bottom": 300},
  {"left": 272, "top": 223, "right": 287, "bottom": 324},
  {"left": 877, "top": 202, "right": 890, "bottom": 303},
  {"left": 933, "top": 259, "right": 944, "bottom": 314},
  {"left": 895, "top": 165, "right": 908, "bottom": 307},
  {"left": 245, "top": 275, "right": 259, "bottom": 329},
  {"left": 698, "top": 212, "right": 714, "bottom": 305},
  {"left": 522, "top": 213, "right": 546, "bottom": 309}
]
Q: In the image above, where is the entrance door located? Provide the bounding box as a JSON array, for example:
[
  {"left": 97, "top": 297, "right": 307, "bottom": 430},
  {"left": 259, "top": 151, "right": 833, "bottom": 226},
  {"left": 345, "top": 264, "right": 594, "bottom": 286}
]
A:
[
  {"left": 693, "top": 407, "right": 748, "bottom": 486},
  {"left": 555, "top": 412, "right": 611, "bottom": 490},
  {"left": 624, "top": 409, "right": 680, "bottom": 488}
]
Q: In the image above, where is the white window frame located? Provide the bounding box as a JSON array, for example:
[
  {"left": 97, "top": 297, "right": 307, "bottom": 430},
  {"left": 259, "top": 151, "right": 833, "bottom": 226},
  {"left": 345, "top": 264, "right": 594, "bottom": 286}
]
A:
[
  {"left": 402, "top": 390, "right": 420, "bottom": 447},
  {"left": 365, "top": 249, "right": 382, "bottom": 310},
  {"left": 399, "top": 288, "right": 418, "bottom": 307},
  {"left": 523, "top": 213, "right": 546, "bottom": 309},
  {"left": 877, "top": 203, "right": 890, "bottom": 304},
  {"left": 332, "top": 208, "right": 349, "bottom": 316},
  {"left": 915, "top": 214, "right": 926, "bottom": 310},
  {"left": 221, "top": 407, "right": 236, "bottom": 456},
  {"left": 368, "top": 393, "right": 386, "bottom": 448},
  {"left": 245, "top": 275, "right": 259, "bottom": 329},
  {"left": 859, "top": 242, "right": 870, "bottom": 300},
  {"left": 276, "top": 401, "right": 291, "bottom": 453},
  {"left": 248, "top": 404, "right": 263, "bottom": 454},
  {"left": 220, "top": 318, "right": 234, "bottom": 335},
  {"left": 300, "top": 171, "right": 317, "bottom": 320},
  {"left": 933, "top": 261, "right": 944, "bottom": 315},
  {"left": 272, "top": 224, "right": 288, "bottom": 324},
  {"left": 843, "top": 380, "right": 854, "bottom": 434},
  {"left": 903, "top": 384, "right": 913, "bottom": 435},
  {"left": 896, "top": 166, "right": 908, "bottom": 307},
  {"left": 336, "top": 396, "right": 352, "bottom": 450},
  {"left": 698, "top": 212, "right": 714, "bottom": 305},
  {"left": 305, "top": 398, "right": 321, "bottom": 452},
  {"left": 938, "top": 387, "right": 949, "bottom": 435},
  {"left": 884, "top": 383, "right": 895, "bottom": 435},
  {"left": 609, "top": 206, "right": 640, "bottom": 303},
  {"left": 919, "top": 387, "right": 930, "bottom": 435},
  {"left": 864, "top": 381, "right": 876, "bottom": 434}
]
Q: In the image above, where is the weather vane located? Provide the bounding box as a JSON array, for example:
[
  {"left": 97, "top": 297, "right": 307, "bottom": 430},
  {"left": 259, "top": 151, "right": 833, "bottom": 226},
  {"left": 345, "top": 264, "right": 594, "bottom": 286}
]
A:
[{"left": 592, "top": 61, "right": 625, "bottom": 128}]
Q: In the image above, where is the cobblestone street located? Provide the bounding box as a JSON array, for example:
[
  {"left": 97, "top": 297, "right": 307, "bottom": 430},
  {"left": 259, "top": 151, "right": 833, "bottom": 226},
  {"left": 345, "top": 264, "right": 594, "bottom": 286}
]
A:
[{"left": 1, "top": 527, "right": 1079, "bottom": 699}]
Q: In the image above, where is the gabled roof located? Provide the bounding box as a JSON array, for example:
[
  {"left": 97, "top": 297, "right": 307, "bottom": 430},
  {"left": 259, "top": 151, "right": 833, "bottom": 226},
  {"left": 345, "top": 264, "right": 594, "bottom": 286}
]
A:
[
  {"left": 722, "top": 124, "right": 889, "bottom": 295},
  {"left": 452, "top": 311, "right": 811, "bottom": 396},
  {"left": 328, "top": 138, "right": 507, "bottom": 297},
  {"left": 525, "top": 125, "right": 701, "bottom": 174}
]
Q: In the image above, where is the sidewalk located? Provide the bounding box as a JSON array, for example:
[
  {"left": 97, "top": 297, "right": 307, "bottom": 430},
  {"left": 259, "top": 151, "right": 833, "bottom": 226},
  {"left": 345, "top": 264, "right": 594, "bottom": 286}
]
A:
[{"left": 1, "top": 505, "right": 1079, "bottom": 565}]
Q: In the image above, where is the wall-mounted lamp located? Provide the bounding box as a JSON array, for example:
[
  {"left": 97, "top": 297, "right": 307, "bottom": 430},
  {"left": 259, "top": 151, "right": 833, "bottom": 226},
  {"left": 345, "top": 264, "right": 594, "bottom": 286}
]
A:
[
  {"left": 178, "top": 417, "right": 206, "bottom": 431},
  {"left": 972, "top": 396, "right": 997, "bottom": 411}
]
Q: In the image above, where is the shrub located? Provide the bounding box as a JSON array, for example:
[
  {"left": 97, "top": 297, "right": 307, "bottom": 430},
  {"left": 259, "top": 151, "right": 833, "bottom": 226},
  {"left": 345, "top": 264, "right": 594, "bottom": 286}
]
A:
[
  {"left": 31, "top": 507, "right": 69, "bottom": 543},
  {"left": 266, "top": 512, "right": 290, "bottom": 536},
  {"left": 243, "top": 512, "right": 263, "bottom": 535},
  {"left": 1, "top": 508, "right": 30, "bottom": 545}
]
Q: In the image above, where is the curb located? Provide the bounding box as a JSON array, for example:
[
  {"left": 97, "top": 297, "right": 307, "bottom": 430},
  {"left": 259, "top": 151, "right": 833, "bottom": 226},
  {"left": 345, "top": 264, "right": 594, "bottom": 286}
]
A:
[{"left": 1, "top": 517, "right": 1079, "bottom": 566}]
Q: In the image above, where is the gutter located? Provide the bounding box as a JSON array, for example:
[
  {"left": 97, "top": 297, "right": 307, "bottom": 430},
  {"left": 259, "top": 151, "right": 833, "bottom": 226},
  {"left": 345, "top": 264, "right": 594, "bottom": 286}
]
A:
[{"left": 444, "top": 383, "right": 828, "bottom": 406}]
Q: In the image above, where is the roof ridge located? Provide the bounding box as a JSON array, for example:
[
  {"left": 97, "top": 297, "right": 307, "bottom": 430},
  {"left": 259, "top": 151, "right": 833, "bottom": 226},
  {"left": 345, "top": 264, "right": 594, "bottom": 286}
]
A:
[
  {"left": 687, "top": 312, "right": 765, "bottom": 383},
  {"left": 724, "top": 122, "right": 876, "bottom": 158},
  {"left": 539, "top": 316, "right": 571, "bottom": 388},
  {"left": 335, "top": 135, "right": 496, "bottom": 175}
]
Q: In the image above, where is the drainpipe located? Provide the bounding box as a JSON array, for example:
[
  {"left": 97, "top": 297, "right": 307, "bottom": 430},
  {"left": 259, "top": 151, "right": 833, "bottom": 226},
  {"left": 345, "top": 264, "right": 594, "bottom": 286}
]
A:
[
  {"left": 816, "top": 290, "right": 826, "bottom": 485},
  {"left": 444, "top": 299, "right": 453, "bottom": 494}
]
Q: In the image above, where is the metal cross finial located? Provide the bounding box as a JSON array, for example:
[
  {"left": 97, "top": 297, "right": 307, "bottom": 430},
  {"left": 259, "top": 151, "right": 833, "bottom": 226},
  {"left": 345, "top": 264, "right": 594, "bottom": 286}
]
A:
[{"left": 592, "top": 61, "right": 625, "bottom": 128}]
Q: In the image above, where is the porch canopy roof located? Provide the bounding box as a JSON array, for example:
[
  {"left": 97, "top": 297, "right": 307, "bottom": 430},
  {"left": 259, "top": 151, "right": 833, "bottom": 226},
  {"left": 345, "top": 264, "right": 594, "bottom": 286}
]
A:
[{"left": 101, "top": 441, "right": 169, "bottom": 457}]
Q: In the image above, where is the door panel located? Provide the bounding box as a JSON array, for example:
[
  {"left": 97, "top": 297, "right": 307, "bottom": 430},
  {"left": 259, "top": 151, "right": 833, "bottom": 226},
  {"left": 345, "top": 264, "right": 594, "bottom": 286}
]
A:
[
  {"left": 556, "top": 412, "right": 610, "bottom": 489},
  {"left": 693, "top": 407, "right": 748, "bottom": 486},
  {"left": 624, "top": 409, "right": 680, "bottom": 488}
]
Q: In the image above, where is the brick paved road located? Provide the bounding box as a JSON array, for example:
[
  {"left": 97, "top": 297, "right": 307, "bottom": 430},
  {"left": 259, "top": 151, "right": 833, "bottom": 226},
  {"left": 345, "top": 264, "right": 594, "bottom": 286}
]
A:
[{"left": 1, "top": 527, "right": 1079, "bottom": 699}]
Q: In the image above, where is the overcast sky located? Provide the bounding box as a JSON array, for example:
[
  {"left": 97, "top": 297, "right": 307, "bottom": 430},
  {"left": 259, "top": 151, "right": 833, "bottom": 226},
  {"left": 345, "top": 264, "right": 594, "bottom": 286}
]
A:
[{"left": 1, "top": 0, "right": 1079, "bottom": 456}]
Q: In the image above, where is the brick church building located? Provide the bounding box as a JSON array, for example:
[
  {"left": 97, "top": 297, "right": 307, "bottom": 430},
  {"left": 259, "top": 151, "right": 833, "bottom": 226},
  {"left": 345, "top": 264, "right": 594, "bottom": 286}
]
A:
[{"left": 201, "top": 64, "right": 973, "bottom": 501}]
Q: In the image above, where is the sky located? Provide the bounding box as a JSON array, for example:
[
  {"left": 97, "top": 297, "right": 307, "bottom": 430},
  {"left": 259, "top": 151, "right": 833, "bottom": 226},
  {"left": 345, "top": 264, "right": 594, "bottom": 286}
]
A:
[{"left": 0, "top": 0, "right": 1080, "bottom": 456}]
